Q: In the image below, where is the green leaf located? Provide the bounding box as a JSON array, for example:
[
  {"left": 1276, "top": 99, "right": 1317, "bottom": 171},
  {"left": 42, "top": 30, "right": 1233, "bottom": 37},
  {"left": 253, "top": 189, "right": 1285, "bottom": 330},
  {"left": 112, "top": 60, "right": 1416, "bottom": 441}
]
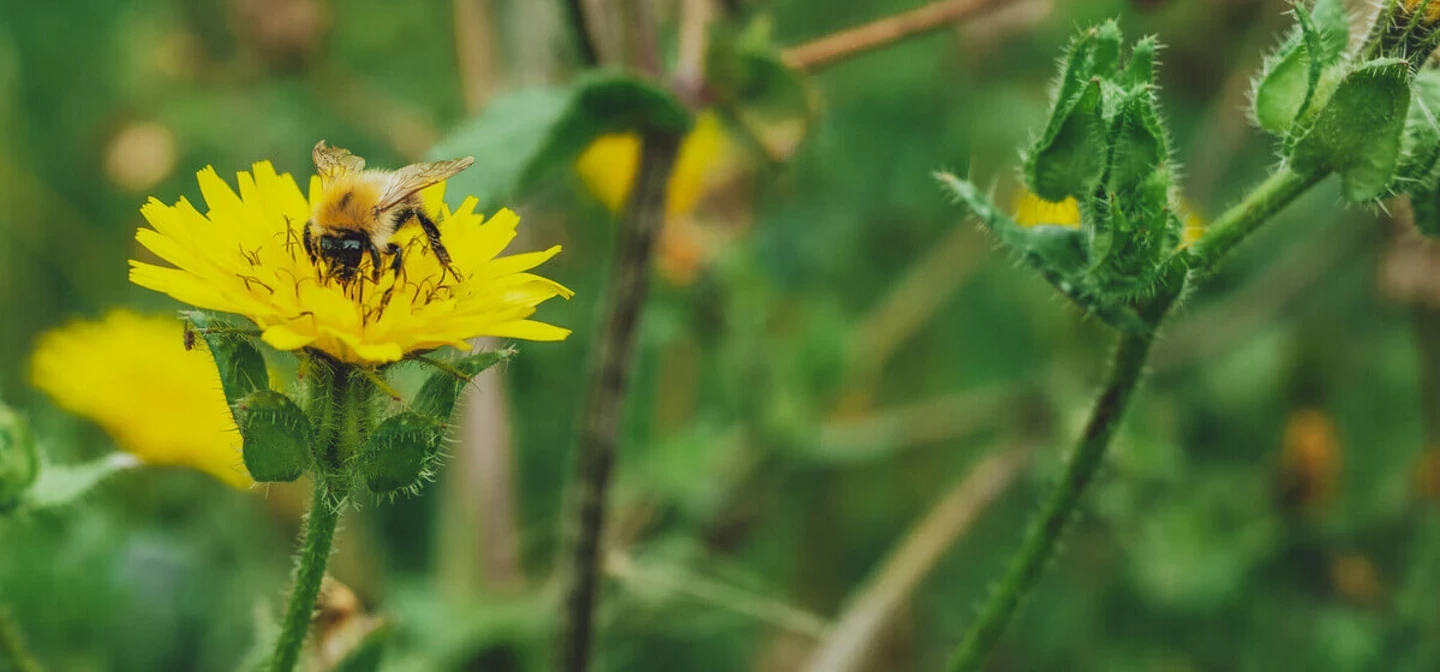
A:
[
  {"left": 332, "top": 623, "right": 392, "bottom": 672},
  {"left": 16, "top": 453, "right": 138, "bottom": 512},
  {"left": 430, "top": 73, "right": 692, "bottom": 210},
  {"left": 1398, "top": 69, "right": 1440, "bottom": 188},
  {"left": 412, "top": 348, "right": 516, "bottom": 423},
  {"left": 234, "top": 389, "right": 312, "bottom": 482},
  {"left": 1253, "top": 0, "right": 1349, "bottom": 135},
  {"left": 1026, "top": 80, "right": 1106, "bottom": 201},
  {"left": 355, "top": 412, "right": 445, "bottom": 496},
  {"left": 710, "top": 47, "right": 816, "bottom": 162},
  {"left": 1293, "top": 59, "right": 1413, "bottom": 201},
  {"left": 184, "top": 311, "right": 268, "bottom": 407}
]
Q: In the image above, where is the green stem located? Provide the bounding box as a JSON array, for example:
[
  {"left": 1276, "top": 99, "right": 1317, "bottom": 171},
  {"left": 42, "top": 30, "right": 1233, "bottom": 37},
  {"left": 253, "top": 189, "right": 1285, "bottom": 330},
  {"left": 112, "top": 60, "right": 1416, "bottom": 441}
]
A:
[
  {"left": 946, "top": 159, "right": 1331, "bottom": 672},
  {"left": 0, "top": 607, "right": 43, "bottom": 672},
  {"left": 562, "top": 0, "right": 601, "bottom": 66},
  {"left": 946, "top": 328, "right": 1157, "bottom": 672},
  {"left": 268, "top": 475, "right": 342, "bottom": 672},
  {"left": 558, "top": 131, "right": 682, "bottom": 672},
  {"left": 1187, "top": 165, "right": 1328, "bottom": 273},
  {"left": 269, "top": 360, "right": 368, "bottom": 672}
]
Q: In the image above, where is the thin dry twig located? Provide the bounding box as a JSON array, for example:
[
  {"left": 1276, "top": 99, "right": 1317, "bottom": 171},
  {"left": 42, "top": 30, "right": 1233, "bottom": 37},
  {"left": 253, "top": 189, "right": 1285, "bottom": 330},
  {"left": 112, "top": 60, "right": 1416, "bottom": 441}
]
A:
[
  {"left": 782, "top": 0, "right": 1011, "bottom": 73},
  {"left": 802, "top": 445, "right": 1033, "bottom": 672}
]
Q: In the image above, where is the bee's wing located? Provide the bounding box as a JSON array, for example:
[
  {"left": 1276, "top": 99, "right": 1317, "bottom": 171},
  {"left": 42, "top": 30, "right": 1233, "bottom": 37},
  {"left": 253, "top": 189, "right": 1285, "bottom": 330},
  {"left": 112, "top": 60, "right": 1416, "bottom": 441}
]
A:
[
  {"left": 376, "top": 157, "right": 475, "bottom": 212},
  {"left": 313, "top": 140, "right": 366, "bottom": 182}
]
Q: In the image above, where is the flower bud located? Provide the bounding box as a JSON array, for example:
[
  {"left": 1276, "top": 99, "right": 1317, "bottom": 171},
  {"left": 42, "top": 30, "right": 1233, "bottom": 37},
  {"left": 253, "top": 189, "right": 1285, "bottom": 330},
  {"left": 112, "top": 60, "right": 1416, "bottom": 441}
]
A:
[
  {"left": 355, "top": 411, "right": 445, "bottom": 497},
  {"left": 0, "top": 402, "right": 38, "bottom": 509},
  {"left": 234, "top": 389, "right": 312, "bottom": 482}
]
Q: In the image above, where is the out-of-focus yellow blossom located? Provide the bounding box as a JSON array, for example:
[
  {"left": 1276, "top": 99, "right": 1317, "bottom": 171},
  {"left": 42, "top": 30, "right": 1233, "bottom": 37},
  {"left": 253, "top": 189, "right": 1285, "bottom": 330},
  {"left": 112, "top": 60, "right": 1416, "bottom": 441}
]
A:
[
  {"left": 1403, "top": 0, "right": 1440, "bottom": 24},
  {"left": 128, "top": 160, "right": 572, "bottom": 365},
  {"left": 1279, "top": 408, "right": 1342, "bottom": 512},
  {"left": 30, "top": 311, "right": 252, "bottom": 488},
  {"left": 575, "top": 111, "right": 733, "bottom": 220},
  {"left": 1011, "top": 188, "right": 1208, "bottom": 246},
  {"left": 1012, "top": 191, "right": 1081, "bottom": 229}
]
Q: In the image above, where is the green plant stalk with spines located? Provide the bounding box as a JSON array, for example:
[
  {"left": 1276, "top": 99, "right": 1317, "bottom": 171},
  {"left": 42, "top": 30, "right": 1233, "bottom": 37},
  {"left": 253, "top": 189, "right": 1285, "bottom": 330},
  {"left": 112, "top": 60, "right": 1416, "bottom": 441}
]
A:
[{"left": 942, "top": 1, "right": 1440, "bottom": 666}]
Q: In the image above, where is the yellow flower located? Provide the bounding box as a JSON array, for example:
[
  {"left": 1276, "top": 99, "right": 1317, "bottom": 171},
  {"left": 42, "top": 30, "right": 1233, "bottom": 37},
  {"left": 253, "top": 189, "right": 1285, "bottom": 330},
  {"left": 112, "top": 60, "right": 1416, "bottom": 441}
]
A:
[
  {"left": 30, "top": 311, "right": 252, "bottom": 488},
  {"left": 1403, "top": 0, "right": 1440, "bottom": 24},
  {"left": 129, "top": 160, "right": 573, "bottom": 365},
  {"left": 575, "top": 111, "right": 732, "bottom": 219},
  {"left": 1011, "top": 190, "right": 1081, "bottom": 229},
  {"left": 1012, "top": 188, "right": 1209, "bottom": 246}
]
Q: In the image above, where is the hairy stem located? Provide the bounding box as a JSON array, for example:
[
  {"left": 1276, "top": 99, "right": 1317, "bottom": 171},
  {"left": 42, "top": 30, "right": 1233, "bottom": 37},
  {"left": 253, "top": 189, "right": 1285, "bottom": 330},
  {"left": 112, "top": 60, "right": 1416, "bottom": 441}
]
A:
[
  {"left": 946, "top": 329, "right": 1158, "bottom": 672},
  {"left": 947, "top": 158, "right": 1331, "bottom": 669},
  {"left": 558, "top": 131, "right": 682, "bottom": 672},
  {"left": 269, "top": 361, "right": 365, "bottom": 672},
  {"left": 268, "top": 476, "right": 342, "bottom": 672},
  {"left": 0, "top": 607, "right": 42, "bottom": 672},
  {"left": 782, "top": 0, "right": 1009, "bottom": 73},
  {"left": 1187, "top": 165, "right": 1328, "bottom": 273}
]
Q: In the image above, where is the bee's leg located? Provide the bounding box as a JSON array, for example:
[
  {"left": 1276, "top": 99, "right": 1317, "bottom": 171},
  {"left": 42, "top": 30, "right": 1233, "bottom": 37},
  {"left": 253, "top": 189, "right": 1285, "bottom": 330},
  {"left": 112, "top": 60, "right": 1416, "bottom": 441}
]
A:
[
  {"left": 408, "top": 209, "right": 457, "bottom": 278},
  {"left": 302, "top": 220, "right": 317, "bottom": 264},
  {"left": 365, "top": 238, "right": 384, "bottom": 283},
  {"left": 378, "top": 243, "right": 403, "bottom": 314},
  {"left": 386, "top": 242, "right": 404, "bottom": 279}
]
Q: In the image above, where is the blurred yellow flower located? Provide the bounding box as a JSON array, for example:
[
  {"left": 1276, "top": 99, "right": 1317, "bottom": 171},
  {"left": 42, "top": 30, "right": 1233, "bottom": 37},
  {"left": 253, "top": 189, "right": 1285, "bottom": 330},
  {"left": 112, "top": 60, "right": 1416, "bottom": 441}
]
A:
[
  {"left": 1011, "top": 191, "right": 1081, "bottom": 229},
  {"left": 129, "top": 160, "right": 572, "bottom": 366},
  {"left": 575, "top": 111, "right": 732, "bottom": 219},
  {"left": 30, "top": 311, "right": 252, "bottom": 488},
  {"left": 1403, "top": 0, "right": 1440, "bottom": 24},
  {"left": 1011, "top": 188, "right": 1208, "bottom": 245}
]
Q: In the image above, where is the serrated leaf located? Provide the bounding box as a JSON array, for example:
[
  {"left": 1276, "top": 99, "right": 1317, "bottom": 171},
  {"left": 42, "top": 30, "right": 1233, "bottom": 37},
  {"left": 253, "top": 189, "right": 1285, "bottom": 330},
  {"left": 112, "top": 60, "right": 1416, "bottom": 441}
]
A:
[
  {"left": 1027, "top": 80, "right": 1106, "bottom": 201},
  {"left": 430, "top": 74, "right": 692, "bottom": 211},
  {"left": 1293, "top": 59, "right": 1413, "bottom": 201},
  {"left": 412, "top": 349, "right": 516, "bottom": 422}
]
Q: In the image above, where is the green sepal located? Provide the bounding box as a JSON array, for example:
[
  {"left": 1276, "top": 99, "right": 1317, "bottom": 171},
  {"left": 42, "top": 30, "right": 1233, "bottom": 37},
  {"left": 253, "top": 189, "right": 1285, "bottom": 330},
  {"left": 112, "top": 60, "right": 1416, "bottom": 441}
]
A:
[
  {"left": 184, "top": 311, "right": 268, "bottom": 406},
  {"left": 1253, "top": 0, "right": 1349, "bottom": 135},
  {"left": 1397, "top": 69, "right": 1440, "bottom": 189},
  {"left": 355, "top": 412, "right": 446, "bottom": 497},
  {"left": 1292, "top": 58, "right": 1413, "bottom": 201},
  {"left": 0, "top": 402, "right": 38, "bottom": 509},
  {"left": 936, "top": 173, "right": 1149, "bottom": 333},
  {"left": 412, "top": 348, "right": 516, "bottom": 422},
  {"left": 1026, "top": 80, "right": 1106, "bottom": 201},
  {"left": 234, "top": 389, "right": 313, "bottom": 482},
  {"left": 1106, "top": 89, "right": 1169, "bottom": 193}
]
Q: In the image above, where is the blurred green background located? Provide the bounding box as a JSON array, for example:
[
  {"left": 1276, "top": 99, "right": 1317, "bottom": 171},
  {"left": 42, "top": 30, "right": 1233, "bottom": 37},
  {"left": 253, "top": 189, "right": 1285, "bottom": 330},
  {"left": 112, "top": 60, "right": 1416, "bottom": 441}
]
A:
[{"left": 4, "top": 0, "right": 1440, "bottom": 670}]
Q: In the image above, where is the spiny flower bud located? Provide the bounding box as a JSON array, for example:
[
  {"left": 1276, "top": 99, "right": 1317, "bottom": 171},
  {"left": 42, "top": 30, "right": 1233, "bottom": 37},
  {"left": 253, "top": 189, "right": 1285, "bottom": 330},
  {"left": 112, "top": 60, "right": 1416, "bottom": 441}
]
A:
[
  {"left": 0, "top": 402, "right": 39, "bottom": 509},
  {"left": 1402, "top": 0, "right": 1440, "bottom": 26},
  {"left": 355, "top": 412, "right": 446, "bottom": 497}
]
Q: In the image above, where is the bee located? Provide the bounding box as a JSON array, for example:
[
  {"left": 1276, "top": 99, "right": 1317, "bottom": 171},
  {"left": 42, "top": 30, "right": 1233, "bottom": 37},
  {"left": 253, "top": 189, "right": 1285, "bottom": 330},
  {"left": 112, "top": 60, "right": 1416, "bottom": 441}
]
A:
[{"left": 303, "top": 141, "right": 474, "bottom": 286}]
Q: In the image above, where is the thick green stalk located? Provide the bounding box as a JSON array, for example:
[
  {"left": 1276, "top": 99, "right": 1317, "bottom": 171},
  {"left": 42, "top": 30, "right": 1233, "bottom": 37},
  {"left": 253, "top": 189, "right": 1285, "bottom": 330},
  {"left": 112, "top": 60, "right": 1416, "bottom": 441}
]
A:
[
  {"left": 558, "top": 131, "right": 681, "bottom": 672},
  {"left": 1187, "top": 165, "right": 1328, "bottom": 273},
  {"left": 946, "top": 329, "right": 1156, "bottom": 672},
  {"left": 0, "top": 607, "right": 42, "bottom": 672},
  {"left": 269, "top": 360, "right": 368, "bottom": 672}
]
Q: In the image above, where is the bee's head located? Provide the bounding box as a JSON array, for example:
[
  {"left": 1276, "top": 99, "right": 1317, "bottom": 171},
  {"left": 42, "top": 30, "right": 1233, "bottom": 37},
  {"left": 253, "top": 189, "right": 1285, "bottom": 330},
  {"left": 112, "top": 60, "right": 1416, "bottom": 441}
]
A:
[{"left": 317, "top": 232, "right": 368, "bottom": 283}]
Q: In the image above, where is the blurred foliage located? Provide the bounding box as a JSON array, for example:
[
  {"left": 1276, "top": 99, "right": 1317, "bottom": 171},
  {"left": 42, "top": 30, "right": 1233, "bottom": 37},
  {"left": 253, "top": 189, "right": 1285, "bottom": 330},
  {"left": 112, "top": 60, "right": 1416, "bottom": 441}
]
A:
[{"left": 2, "top": 0, "right": 1440, "bottom": 670}]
